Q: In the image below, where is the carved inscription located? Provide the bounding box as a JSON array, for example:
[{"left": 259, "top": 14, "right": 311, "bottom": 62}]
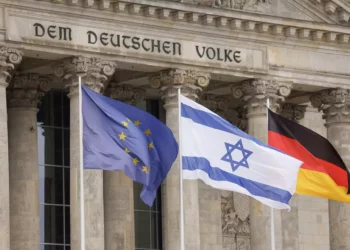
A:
[{"left": 32, "top": 22, "right": 243, "bottom": 64}]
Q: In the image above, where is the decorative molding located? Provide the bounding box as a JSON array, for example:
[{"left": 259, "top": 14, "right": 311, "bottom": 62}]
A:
[
  {"left": 54, "top": 56, "right": 116, "bottom": 96},
  {"left": 149, "top": 69, "right": 210, "bottom": 104},
  {"left": 310, "top": 88, "right": 350, "bottom": 124},
  {"left": 7, "top": 73, "right": 50, "bottom": 108},
  {"left": 308, "top": 0, "right": 350, "bottom": 26},
  {"left": 105, "top": 82, "right": 145, "bottom": 104},
  {"left": 221, "top": 191, "right": 250, "bottom": 250},
  {"left": 0, "top": 46, "right": 23, "bottom": 88},
  {"left": 232, "top": 79, "right": 292, "bottom": 117},
  {"left": 25, "top": 0, "right": 350, "bottom": 46},
  {"left": 280, "top": 103, "right": 307, "bottom": 122}
]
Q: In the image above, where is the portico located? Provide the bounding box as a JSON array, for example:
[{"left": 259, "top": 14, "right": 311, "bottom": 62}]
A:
[{"left": 1, "top": 0, "right": 350, "bottom": 249}]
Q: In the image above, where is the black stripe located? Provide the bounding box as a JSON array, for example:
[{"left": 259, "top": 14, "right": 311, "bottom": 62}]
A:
[{"left": 268, "top": 109, "right": 348, "bottom": 173}]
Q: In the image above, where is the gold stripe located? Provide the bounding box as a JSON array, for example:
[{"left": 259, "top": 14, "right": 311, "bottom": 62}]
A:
[{"left": 296, "top": 168, "right": 350, "bottom": 203}]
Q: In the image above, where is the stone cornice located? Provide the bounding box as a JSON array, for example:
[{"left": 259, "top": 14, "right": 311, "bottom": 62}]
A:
[
  {"left": 307, "top": 0, "right": 350, "bottom": 25},
  {"left": 4, "top": 0, "right": 350, "bottom": 47}
]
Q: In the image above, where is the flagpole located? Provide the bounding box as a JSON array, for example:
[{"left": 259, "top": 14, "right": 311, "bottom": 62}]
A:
[
  {"left": 267, "top": 98, "right": 275, "bottom": 250},
  {"left": 177, "top": 87, "right": 185, "bottom": 250},
  {"left": 78, "top": 76, "right": 86, "bottom": 250}
]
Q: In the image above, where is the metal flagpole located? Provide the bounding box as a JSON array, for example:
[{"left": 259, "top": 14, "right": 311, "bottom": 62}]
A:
[
  {"left": 177, "top": 87, "right": 185, "bottom": 250},
  {"left": 267, "top": 98, "right": 275, "bottom": 250},
  {"left": 78, "top": 76, "right": 86, "bottom": 250}
]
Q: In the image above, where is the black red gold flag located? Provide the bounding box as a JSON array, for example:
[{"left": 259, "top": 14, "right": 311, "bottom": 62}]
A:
[{"left": 268, "top": 109, "right": 350, "bottom": 202}]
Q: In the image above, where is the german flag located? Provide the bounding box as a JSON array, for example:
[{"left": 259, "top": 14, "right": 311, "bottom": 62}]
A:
[{"left": 268, "top": 109, "right": 350, "bottom": 202}]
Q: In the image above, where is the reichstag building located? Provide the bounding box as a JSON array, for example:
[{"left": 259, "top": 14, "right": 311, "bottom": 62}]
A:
[{"left": 0, "top": 0, "right": 349, "bottom": 249}]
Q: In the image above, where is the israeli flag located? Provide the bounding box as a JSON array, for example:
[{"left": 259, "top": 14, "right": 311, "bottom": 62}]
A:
[{"left": 180, "top": 95, "right": 303, "bottom": 209}]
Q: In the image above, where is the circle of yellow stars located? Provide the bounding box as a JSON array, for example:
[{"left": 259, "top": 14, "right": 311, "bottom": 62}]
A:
[{"left": 118, "top": 118, "right": 154, "bottom": 174}]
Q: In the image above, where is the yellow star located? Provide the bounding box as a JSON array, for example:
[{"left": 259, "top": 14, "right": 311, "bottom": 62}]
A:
[
  {"left": 144, "top": 129, "right": 152, "bottom": 136},
  {"left": 124, "top": 148, "right": 130, "bottom": 153},
  {"left": 134, "top": 120, "right": 141, "bottom": 127},
  {"left": 118, "top": 132, "right": 127, "bottom": 140},
  {"left": 133, "top": 158, "right": 139, "bottom": 165},
  {"left": 148, "top": 142, "right": 154, "bottom": 149},
  {"left": 122, "top": 121, "right": 128, "bottom": 127},
  {"left": 142, "top": 166, "right": 149, "bottom": 174}
]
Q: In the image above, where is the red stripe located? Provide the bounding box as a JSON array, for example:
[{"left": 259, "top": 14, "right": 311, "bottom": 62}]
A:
[{"left": 269, "top": 131, "right": 348, "bottom": 189}]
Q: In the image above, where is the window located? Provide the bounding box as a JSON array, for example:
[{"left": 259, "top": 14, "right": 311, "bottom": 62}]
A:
[
  {"left": 134, "top": 100, "right": 163, "bottom": 250},
  {"left": 37, "top": 90, "right": 70, "bottom": 250}
]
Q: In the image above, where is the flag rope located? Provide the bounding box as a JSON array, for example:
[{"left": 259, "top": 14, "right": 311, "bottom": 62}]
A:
[
  {"left": 178, "top": 87, "right": 185, "bottom": 250},
  {"left": 78, "top": 76, "right": 86, "bottom": 250}
]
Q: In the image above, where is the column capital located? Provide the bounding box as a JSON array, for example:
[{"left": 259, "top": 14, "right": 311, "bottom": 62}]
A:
[
  {"left": 7, "top": 73, "right": 51, "bottom": 109},
  {"left": 105, "top": 82, "right": 145, "bottom": 104},
  {"left": 54, "top": 56, "right": 116, "bottom": 95},
  {"left": 280, "top": 103, "right": 307, "bottom": 123},
  {"left": 232, "top": 79, "right": 292, "bottom": 116},
  {"left": 149, "top": 69, "right": 210, "bottom": 104},
  {"left": 310, "top": 88, "right": 350, "bottom": 124},
  {"left": 0, "top": 46, "right": 23, "bottom": 87}
]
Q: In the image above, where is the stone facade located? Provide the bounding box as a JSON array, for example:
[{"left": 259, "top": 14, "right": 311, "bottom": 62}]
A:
[{"left": 0, "top": 0, "right": 350, "bottom": 249}]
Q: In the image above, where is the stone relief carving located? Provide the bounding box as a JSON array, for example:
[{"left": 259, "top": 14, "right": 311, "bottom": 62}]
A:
[
  {"left": 200, "top": 0, "right": 271, "bottom": 12},
  {"left": 221, "top": 192, "right": 250, "bottom": 250}
]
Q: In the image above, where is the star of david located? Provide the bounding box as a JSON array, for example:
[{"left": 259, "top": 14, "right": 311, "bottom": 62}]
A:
[{"left": 221, "top": 139, "right": 253, "bottom": 172}]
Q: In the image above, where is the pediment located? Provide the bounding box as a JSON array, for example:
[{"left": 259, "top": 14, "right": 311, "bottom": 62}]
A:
[{"left": 197, "top": 0, "right": 350, "bottom": 25}]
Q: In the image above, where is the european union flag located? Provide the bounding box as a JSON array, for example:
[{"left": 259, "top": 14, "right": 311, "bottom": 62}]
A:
[{"left": 82, "top": 85, "right": 178, "bottom": 206}]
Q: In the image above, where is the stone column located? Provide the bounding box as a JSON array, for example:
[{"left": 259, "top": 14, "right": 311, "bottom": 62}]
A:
[
  {"left": 149, "top": 69, "right": 210, "bottom": 250},
  {"left": 54, "top": 57, "right": 115, "bottom": 250},
  {"left": 310, "top": 88, "right": 350, "bottom": 250},
  {"left": 279, "top": 103, "right": 307, "bottom": 250},
  {"left": 0, "top": 46, "right": 22, "bottom": 250},
  {"left": 7, "top": 74, "right": 50, "bottom": 250},
  {"left": 232, "top": 79, "right": 292, "bottom": 250},
  {"left": 103, "top": 83, "right": 144, "bottom": 250}
]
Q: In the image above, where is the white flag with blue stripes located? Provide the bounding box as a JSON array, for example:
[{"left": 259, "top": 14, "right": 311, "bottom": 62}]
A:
[{"left": 180, "top": 95, "right": 303, "bottom": 209}]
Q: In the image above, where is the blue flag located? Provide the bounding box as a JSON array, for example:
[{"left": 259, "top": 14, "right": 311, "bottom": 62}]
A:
[{"left": 82, "top": 85, "right": 178, "bottom": 206}]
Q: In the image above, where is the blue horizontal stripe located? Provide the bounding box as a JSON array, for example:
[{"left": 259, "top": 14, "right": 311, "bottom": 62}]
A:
[
  {"left": 183, "top": 156, "right": 292, "bottom": 204},
  {"left": 181, "top": 103, "right": 285, "bottom": 154}
]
